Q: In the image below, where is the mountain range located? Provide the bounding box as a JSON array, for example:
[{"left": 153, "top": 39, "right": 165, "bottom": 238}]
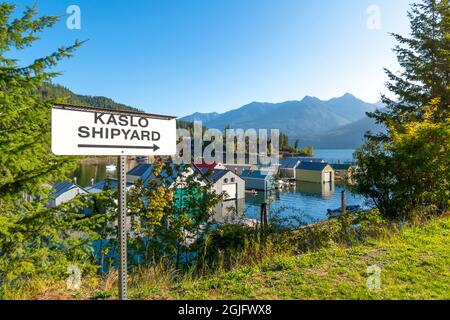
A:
[{"left": 181, "top": 93, "right": 385, "bottom": 149}]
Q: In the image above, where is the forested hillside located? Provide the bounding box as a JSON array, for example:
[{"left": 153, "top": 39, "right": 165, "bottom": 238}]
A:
[{"left": 40, "top": 83, "right": 141, "bottom": 112}]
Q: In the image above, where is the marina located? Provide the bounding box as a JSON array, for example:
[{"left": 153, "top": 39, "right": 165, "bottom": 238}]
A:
[{"left": 73, "top": 150, "right": 366, "bottom": 226}]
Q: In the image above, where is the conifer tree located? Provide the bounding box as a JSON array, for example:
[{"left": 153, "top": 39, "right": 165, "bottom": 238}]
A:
[
  {"left": 370, "top": 0, "right": 449, "bottom": 127},
  {"left": 0, "top": 3, "right": 92, "bottom": 294},
  {"left": 352, "top": 0, "right": 449, "bottom": 219},
  {"left": 0, "top": 3, "right": 83, "bottom": 198}
]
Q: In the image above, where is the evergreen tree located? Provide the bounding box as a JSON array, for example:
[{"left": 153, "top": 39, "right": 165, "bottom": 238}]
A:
[
  {"left": 352, "top": 0, "right": 449, "bottom": 219},
  {"left": 370, "top": 0, "right": 449, "bottom": 127},
  {"left": 0, "top": 3, "right": 84, "bottom": 197},
  {"left": 0, "top": 3, "right": 96, "bottom": 294}
]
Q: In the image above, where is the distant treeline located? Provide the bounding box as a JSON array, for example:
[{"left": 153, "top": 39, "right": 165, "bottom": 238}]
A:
[{"left": 280, "top": 132, "right": 314, "bottom": 156}]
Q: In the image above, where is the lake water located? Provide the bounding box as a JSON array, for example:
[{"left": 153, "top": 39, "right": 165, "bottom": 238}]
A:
[
  {"left": 74, "top": 150, "right": 366, "bottom": 225},
  {"left": 242, "top": 182, "right": 365, "bottom": 224},
  {"left": 241, "top": 149, "right": 365, "bottom": 224},
  {"left": 313, "top": 149, "right": 356, "bottom": 164},
  {"left": 73, "top": 157, "right": 129, "bottom": 187}
]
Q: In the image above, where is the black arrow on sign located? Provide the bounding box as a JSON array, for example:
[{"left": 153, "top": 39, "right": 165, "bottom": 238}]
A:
[{"left": 78, "top": 144, "right": 160, "bottom": 151}]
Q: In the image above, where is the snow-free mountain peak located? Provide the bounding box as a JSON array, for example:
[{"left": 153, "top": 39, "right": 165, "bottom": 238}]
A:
[{"left": 181, "top": 93, "right": 378, "bottom": 135}]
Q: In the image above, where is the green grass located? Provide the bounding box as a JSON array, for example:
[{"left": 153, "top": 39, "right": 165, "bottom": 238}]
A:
[
  {"left": 129, "top": 215, "right": 450, "bottom": 300},
  {"left": 10, "top": 215, "right": 449, "bottom": 300}
]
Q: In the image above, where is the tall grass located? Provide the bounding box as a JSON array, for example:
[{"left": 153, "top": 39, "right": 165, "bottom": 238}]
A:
[{"left": 7, "top": 208, "right": 446, "bottom": 300}]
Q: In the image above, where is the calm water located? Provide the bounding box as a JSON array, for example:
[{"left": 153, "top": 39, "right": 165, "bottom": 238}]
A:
[
  {"left": 242, "top": 182, "right": 366, "bottom": 225},
  {"left": 75, "top": 150, "right": 366, "bottom": 225},
  {"left": 74, "top": 158, "right": 137, "bottom": 187},
  {"left": 313, "top": 149, "right": 356, "bottom": 164},
  {"left": 243, "top": 149, "right": 363, "bottom": 223}
]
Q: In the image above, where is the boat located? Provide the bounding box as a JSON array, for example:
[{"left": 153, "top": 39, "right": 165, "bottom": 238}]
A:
[
  {"left": 105, "top": 164, "right": 117, "bottom": 171},
  {"left": 276, "top": 180, "right": 287, "bottom": 189}
]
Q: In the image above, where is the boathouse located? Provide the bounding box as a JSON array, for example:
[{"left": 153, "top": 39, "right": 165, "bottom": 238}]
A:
[
  {"left": 198, "top": 168, "right": 245, "bottom": 200},
  {"left": 241, "top": 170, "right": 274, "bottom": 191},
  {"left": 127, "top": 163, "right": 153, "bottom": 184},
  {"left": 295, "top": 162, "right": 335, "bottom": 184},
  {"left": 47, "top": 181, "right": 88, "bottom": 208},
  {"left": 279, "top": 158, "right": 301, "bottom": 179}
]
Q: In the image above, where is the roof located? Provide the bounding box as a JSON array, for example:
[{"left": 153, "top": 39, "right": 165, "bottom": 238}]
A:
[
  {"left": 195, "top": 161, "right": 218, "bottom": 170},
  {"left": 224, "top": 164, "right": 254, "bottom": 169},
  {"left": 223, "top": 164, "right": 255, "bottom": 176},
  {"left": 279, "top": 158, "right": 301, "bottom": 169},
  {"left": 198, "top": 168, "right": 231, "bottom": 183},
  {"left": 295, "top": 157, "right": 325, "bottom": 163},
  {"left": 127, "top": 163, "right": 153, "bottom": 177},
  {"left": 297, "top": 162, "right": 330, "bottom": 171},
  {"left": 331, "top": 163, "right": 353, "bottom": 170},
  {"left": 51, "top": 181, "right": 86, "bottom": 198},
  {"left": 241, "top": 170, "right": 271, "bottom": 179}
]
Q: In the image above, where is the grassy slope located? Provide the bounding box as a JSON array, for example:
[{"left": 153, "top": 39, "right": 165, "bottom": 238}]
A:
[{"left": 133, "top": 216, "right": 450, "bottom": 300}]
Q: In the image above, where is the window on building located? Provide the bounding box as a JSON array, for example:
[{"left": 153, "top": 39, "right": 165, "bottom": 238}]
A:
[
  {"left": 224, "top": 178, "right": 228, "bottom": 183},
  {"left": 231, "top": 178, "right": 235, "bottom": 183}
]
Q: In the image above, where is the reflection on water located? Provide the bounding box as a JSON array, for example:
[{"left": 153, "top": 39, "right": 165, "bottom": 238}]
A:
[
  {"left": 212, "top": 199, "right": 247, "bottom": 224},
  {"left": 230, "top": 182, "right": 364, "bottom": 223},
  {"left": 296, "top": 181, "right": 335, "bottom": 199},
  {"left": 74, "top": 158, "right": 137, "bottom": 187}
]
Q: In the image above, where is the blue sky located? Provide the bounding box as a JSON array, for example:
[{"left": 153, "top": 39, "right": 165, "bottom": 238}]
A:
[{"left": 11, "top": 0, "right": 413, "bottom": 116}]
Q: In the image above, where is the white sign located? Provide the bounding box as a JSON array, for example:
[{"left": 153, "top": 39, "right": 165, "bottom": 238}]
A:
[{"left": 52, "top": 105, "right": 177, "bottom": 156}]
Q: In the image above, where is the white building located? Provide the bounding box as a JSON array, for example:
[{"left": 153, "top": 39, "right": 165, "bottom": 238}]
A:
[
  {"left": 47, "top": 181, "right": 88, "bottom": 208},
  {"left": 198, "top": 168, "right": 245, "bottom": 200}
]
